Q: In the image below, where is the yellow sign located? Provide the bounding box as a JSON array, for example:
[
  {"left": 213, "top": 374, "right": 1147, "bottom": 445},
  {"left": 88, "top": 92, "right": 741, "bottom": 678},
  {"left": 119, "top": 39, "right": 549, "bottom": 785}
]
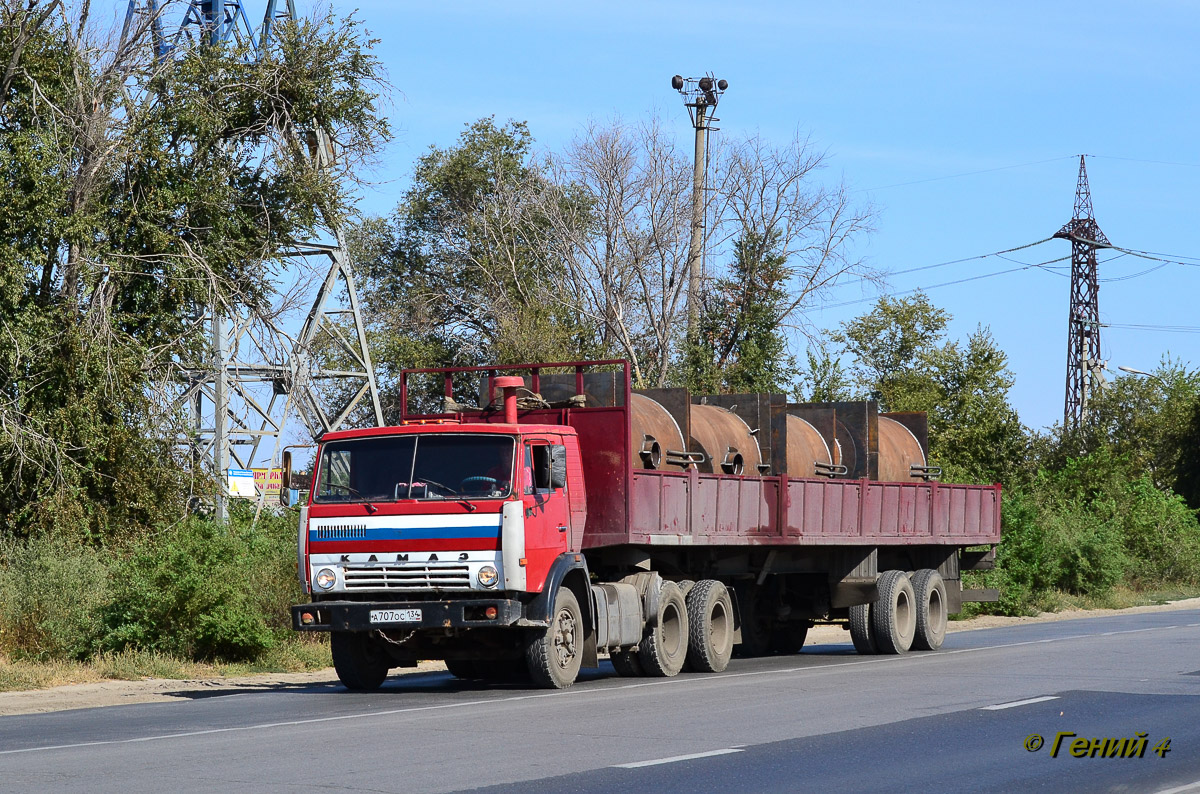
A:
[{"left": 251, "top": 468, "right": 284, "bottom": 498}]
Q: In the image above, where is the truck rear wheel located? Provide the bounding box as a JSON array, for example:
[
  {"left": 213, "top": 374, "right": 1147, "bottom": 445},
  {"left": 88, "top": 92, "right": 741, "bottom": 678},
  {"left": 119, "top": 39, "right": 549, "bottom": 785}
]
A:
[
  {"left": 525, "top": 587, "right": 583, "bottom": 689},
  {"left": 331, "top": 631, "right": 390, "bottom": 691},
  {"left": 685, "top": 580, "right": 734, "bottom": 673},
  {"left": 911, "top": 569, "right": 948, "bottom": 651},
  {"left": 609, "top": 649, "right": 643, "bottom": 677},
  {"left": 771, "top": 622, "right": 810, "bottom": 655},
  {"left": 848, "top": 603, "right": 877, "bottom": 655},
  {"left": 732, "top": 584, "right": 773, "bottom": 658},
  {"left": 638, "top": 581, "right": 689, "bottom": 676},
  {"left": 871, "top": 570, "right": 916, "bottom": 654}
]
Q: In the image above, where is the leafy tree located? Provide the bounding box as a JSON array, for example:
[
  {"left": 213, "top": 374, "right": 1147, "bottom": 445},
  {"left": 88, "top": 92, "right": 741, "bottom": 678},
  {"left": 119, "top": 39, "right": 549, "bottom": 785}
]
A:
[
  {"left": 796, "top": 337, "right": 855, "bottom": 402},
  {"left": 357, "top": 117, "right": 599, "bottom": 416},
  {"left": 834, "top": 293, "right": 1026, "bottom": 483},
  {"left": 685, "top": 230, "right": 795, "bottom": 394},
  {"left": 0, "top": 5, "right": 388, "bottom": 540}
]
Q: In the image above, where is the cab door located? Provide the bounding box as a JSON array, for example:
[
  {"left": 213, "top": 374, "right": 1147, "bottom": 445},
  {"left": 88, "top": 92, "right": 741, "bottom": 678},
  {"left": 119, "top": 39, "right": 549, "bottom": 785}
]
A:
[{"left": 520, "top": 436, "right": 571, "bottom": 593}]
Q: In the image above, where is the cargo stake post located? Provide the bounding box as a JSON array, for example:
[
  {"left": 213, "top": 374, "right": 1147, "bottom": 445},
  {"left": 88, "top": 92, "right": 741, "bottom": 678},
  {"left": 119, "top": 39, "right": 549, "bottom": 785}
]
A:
[{"left": 291, "top": 360, "right": 1001, "bottom": 690}]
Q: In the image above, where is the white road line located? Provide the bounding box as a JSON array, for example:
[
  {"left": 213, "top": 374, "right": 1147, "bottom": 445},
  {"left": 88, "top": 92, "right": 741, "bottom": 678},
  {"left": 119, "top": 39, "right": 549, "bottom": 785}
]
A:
[
  {"left": 614, "top": 748, "right": 743, "bottom": 768},
  {"left": 2, "top": 619, "right": 1197, "bottom": 756},
  {"left": 1155, "top": 779, "right": 1200, "bottom": 794},
  {"left": 980, "top": 696, "right": 1060, "bottom": 711}
]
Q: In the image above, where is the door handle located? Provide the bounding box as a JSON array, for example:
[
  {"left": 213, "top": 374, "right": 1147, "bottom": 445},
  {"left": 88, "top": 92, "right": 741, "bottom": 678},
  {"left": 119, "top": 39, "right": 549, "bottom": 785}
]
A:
[{"left": 556, "top": 525, "right": 568, "bottom": 533}]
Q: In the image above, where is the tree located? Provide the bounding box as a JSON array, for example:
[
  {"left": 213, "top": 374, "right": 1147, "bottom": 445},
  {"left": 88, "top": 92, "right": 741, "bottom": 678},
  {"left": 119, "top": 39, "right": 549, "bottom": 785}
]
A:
[
  {"left": 796, "top": 338, "right": 855, "bottom": 402},
  {"left": 0, "top": 3, "right": 389, "bottom": 539},
  {"left": 834, "top": 294, "right": 1026, "bottom": 483},
  {"left": 357, "top": 117, "right": 598, "bottom": 416},
  {"left": 686, "top": 229, "right": 795, "bottom": 394}
]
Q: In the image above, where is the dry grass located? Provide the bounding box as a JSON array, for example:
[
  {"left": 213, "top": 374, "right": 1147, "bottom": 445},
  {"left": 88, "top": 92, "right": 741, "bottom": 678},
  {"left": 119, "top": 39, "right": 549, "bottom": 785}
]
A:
[{"left": 0, "top": 638, "right": 332, "bottom": 693}]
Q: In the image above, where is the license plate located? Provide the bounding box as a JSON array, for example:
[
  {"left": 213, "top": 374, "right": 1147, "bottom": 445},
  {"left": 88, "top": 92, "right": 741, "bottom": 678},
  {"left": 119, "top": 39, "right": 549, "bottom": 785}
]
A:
[{"left": 369, "top": 608, "right": 422, "bottom": 624}]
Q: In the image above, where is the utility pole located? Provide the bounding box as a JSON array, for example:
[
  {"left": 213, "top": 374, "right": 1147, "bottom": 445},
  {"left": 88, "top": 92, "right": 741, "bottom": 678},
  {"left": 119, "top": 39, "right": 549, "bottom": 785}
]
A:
[
  {"left": 672, "top": 74, "right": 728, "bottom": 340},
  {"left": 1054, "top": 155, "right": 1110, "bottom": 429}
]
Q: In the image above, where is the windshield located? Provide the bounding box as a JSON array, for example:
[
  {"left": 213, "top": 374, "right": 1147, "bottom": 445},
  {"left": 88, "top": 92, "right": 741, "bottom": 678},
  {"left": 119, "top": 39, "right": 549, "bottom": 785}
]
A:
[{"left": 313, "top": 434, "right": 515, "bottom": 503}]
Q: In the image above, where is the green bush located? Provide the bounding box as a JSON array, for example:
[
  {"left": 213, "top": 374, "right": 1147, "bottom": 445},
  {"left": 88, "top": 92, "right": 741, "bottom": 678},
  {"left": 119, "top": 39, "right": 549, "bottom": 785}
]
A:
[
  {"left": 101, "top": 513, "right": 299, "bottom": 662},
  {"left": 0, "top": 534, "right": 110, "bottom": 660},
  {"left": 985, "top": 448, "right": 1200, "bottom": 615}
]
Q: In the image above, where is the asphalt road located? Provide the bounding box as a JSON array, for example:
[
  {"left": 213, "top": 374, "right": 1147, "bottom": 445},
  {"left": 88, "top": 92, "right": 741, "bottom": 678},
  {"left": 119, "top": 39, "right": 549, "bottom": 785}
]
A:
[{"left": 2, "top": 610, "right": 1199, "bottom": 793}]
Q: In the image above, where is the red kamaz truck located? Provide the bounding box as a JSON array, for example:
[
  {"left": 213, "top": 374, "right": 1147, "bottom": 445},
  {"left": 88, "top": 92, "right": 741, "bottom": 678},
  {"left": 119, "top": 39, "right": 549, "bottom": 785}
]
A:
[{"left": 290, "top": 360, "right": 1000, "bottom": 690}]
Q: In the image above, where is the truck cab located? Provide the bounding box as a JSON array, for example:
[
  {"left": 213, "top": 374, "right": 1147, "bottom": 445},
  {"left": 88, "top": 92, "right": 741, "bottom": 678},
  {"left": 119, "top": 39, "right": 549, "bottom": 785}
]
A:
[{"left": 292, "top": 384, "right": 593, "bottom": 689}]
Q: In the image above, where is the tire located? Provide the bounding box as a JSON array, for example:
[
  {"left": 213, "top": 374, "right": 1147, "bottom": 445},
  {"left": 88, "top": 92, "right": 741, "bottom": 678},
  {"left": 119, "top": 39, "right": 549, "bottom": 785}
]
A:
[
  {"left": 444, "top": 659, "right": 481, "bottom": 680},
  {"left": 685, "top": 580, "right": 735, "bottom": 673},
  {"left": 911, "top": 569, "right": 948, "bottom": 651},
  {"left": 848, "top": 603, "right": 877, "bottom": 655},
  {"left": 525, "top": 586, "right": 583, "bottom": 689},
  {"left": 676, "top": 579, "right": 696, "bottom": 598},
  {"left": 771, "top": 622, "right": 810, "bottom": 655},
  {"left": 331, "top": 631, "right": 390, "bottom": 691},
  {"left": 732, "top": 584, "right": 773, "bottom": 658},
  {"left": 638, "top": 581, "right": 689, "bottom": 677},
  {"left": 609, "top": 649, "right": 643, "bottom": 677},
  {"left": 871, "top": 570, "right": 916, "bottom": 654}
]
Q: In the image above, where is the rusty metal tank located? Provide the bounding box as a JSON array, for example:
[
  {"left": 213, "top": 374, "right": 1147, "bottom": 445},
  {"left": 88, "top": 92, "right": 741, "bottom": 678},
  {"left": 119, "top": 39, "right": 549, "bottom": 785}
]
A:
[
  {"left": 629, "top": 393, "right": 686, "bottom": 470},
  {"left": 877, "top": 416, "right": 926, "bottom": 481},
  {"left": 689, "top": 403, "right": 762, "bottom": 474},
  {"left": 785, "top": 415, "right": 833, "bottom": 478}
]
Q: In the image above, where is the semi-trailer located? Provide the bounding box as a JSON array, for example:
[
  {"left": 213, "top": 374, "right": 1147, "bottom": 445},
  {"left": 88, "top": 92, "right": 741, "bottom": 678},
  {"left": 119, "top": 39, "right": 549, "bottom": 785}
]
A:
[{"left": 290, "top": 360, "right": 1000, "bottom": 689}]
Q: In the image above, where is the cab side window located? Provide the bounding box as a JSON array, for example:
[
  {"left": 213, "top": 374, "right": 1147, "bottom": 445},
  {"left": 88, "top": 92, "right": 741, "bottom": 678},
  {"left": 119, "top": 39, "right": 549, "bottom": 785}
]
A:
[{"left": 528, "top": 444, "right": 552, "bottom": 494}]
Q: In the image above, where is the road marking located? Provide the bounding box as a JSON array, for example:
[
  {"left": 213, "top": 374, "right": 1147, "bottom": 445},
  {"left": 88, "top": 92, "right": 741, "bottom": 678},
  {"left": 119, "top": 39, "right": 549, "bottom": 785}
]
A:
[
  {"left": 1155, "top": 779, "right": 1200, "bottom": 794},
  {"left": 980, "top": 696, "right": 1060, "bottom": 711},
  {"left": 615, "top": 748, "right": 743, "bottom": 768},
  {"left": 1, "top": 618, "right": 1196, "bottom": 756}
]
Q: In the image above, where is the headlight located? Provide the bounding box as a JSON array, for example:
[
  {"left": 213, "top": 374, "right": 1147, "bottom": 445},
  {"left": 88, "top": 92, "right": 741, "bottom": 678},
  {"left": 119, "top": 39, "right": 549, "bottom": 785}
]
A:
[
  {"left": 477, "top": 565, "right": 498, "bottom": 588},
  {"left": 315, "top": 567, "right": 337, "bottom": 590}
]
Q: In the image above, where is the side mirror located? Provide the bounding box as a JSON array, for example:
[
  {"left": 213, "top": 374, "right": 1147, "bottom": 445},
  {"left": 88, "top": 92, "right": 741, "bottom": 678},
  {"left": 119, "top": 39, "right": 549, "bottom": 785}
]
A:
[
  {"left": 549, "top": 445, "right": 567, "bottom": 490},
  {"left": 280, "top": 450, "right": 292, "bottom": 506}
]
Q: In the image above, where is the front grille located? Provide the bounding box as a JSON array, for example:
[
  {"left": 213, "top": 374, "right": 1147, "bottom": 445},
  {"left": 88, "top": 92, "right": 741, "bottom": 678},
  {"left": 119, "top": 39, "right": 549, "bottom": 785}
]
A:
[
  {"left": 315, "top": 524, "right": 367, "bottom": 540},
  {"left": 343, "top": 562, "right": 472, "bottom": 591}
]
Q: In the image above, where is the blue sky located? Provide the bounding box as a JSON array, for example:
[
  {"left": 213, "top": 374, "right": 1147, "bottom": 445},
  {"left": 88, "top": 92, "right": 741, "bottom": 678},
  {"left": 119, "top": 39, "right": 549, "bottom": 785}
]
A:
[{"left": 324, "top": 0, "right": 1200, "bottom": 430}]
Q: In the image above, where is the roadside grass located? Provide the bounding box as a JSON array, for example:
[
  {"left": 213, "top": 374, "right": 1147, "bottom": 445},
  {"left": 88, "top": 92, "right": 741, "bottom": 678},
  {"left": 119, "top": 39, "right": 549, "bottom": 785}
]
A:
[
  {"left": 956, "top": 583, "right": 1200, "bottom": 620},
  {"left": 0, "top": 637, "right": 332, "bottom": 693}
]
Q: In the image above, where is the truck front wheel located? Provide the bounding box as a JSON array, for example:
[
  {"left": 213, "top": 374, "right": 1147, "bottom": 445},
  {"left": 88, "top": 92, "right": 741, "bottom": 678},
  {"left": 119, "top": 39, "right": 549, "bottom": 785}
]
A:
[
  {"left": 331, "top": 631, "right": 390, "bottom": 691},
  {"left": 525, "top": 587, "right": 583, "bottom": 689}
]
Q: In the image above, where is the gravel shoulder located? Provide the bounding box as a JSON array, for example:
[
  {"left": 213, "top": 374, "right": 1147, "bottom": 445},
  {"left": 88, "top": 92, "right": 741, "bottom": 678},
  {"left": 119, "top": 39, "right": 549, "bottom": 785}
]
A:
[{"left": 3, "top": 597, "right": 1198, "bottom": 717}]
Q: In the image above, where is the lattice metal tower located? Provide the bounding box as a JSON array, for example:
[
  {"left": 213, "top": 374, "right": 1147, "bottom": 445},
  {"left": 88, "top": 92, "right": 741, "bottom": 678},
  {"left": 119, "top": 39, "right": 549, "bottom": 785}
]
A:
[
  {"left": 1054, "top": 155, "right": 1110, "bottom": 429},
  {"left": 122, "top": 0, "right": 383, "bottom": 520}
]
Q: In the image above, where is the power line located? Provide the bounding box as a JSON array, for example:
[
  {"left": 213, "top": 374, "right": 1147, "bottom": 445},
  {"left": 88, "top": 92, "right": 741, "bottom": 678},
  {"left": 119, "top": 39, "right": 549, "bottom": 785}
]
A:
[
  {"left": 1089, "top": 154, "right": 1200, "bottom": 169},
  {"left": 820, "top": 253, "right": 1068, "bottom": 312},
  {"left": 856, "top": 156, "right": 1077, "bottom": 193}
]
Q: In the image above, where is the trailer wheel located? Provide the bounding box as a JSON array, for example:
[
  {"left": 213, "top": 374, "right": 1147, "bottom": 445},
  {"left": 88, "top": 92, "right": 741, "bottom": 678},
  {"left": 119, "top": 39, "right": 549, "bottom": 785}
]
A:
[
  {"left": 848, "top": 604, "right": 877, "bottom": 655},
  {"left": 771, "top": 622, "right": 810, "bottom": 655},
  {"left": 685, "top": 580, "right": 734, "bottom": 673},
  {"left": 871, "top": 570, "right": 916, "bottom": 654},
  {"left": 525, "top": 587, "right": 583, "bottom": 689},
  {"left": 609, "top": 650, "right": 643, "bottom": 677},
  {"left": 732, "top": 584, "right": 773, "bottom": 658},
  {"left": 331, "top": 631, "right": 390, "bottom": 691},
  {"left": 911, "top": 569, "right": 948, "bottom": 651},
  {"left": 638, "top": 581, "right": 689, "bottom": 676}
]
